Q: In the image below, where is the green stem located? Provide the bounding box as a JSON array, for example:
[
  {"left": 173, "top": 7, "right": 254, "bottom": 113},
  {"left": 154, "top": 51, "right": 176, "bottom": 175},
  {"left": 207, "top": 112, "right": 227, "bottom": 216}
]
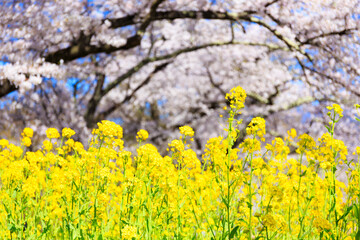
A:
[
  {"left": 248, "top": 150, "right": 253, "bottom": 240},
  {"left": 227, "top": 117, "right": 233, "bottom": 240}
]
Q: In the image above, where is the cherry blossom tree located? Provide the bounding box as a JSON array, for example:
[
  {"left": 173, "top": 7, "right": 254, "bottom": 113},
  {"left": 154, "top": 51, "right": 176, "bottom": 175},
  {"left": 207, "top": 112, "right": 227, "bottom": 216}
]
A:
[{"left": 0, "top": 0, "right": 359, "bottom": 150}]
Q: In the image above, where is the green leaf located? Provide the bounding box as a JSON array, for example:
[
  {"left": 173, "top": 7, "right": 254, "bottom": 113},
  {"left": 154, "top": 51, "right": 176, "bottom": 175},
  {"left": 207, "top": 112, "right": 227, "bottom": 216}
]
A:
[
  {"left": 8, "top": 223, "right": 16, "bottom": 232},
  {"left": 220, "top": 195, "right": 230, "bottom": 209},
  {"left": 300, "top": 170, "right": 307, "bottom": 177},
  {"left": 336, "top": 205, "right": 353, "bottom": 224},
  {"left": 356, "top": 230, "right": 360, "bottom": 240},
  {"left": 328, "top": 201, "right": 336, "bottom": 213},
  {"left": 255, "top": 236, "right": 266, "bottom": 240},
  {"left": 354, "top": 204, "right": 360, "bottom": 219},
  {"left": 229, "top": 226, "right": 239, "bottom": 239},
  {"left": 325, "top": 125, "right": 331, "bottom": 133},
  {"left": 121, "top": 219, "right": 129, "bottom": 225}
]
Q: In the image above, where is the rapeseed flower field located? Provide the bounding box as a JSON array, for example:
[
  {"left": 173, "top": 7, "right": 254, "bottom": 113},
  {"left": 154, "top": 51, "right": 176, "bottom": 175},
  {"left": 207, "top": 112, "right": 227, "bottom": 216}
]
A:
[{"left": 0, "top": 86, "right": 359, "bottom": 239}]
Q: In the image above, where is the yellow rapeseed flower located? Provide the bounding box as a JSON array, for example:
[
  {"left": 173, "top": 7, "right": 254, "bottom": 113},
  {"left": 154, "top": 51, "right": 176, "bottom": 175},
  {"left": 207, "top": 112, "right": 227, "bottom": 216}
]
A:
[
  {"left": 22, "top": 137, "right": 32, "bottom": 147},
  {"left": 43, "top": 140, "right": 53, "bottom": 152},
  {"left": 246, "top": 117, "right": 266, "bottom": 140},
  {"left": 327, "top": 103, "right": 343, "bottom": 118},
  {"left": 353, "top": 146, "right": 360, "bottom": 155},
  {"left": 136, "top": 129, "right": 149, "bottom": 142},
  {"left": 287, "top": 128, "right": 297, "bottom": 139},
  {"left": 62, "top": 127, "right": 76, "bottom": 138},
  {"left": 93, "top": 120, "right": 123, "bottom": 138},
  {"left": 239, "top": 138, "right": 261, "bottom": 153},
  {"left": 46, "top": 128, "right": 60, "bottom": 139},
  {"left": 121, "top": 225, "right": 138, "bottom": 239},
  {"left": 179, "top": 126, "right": 194, "bottom": 137},
  {"left": 0, "top": 139, "right": 9, "bottom": 147},
  {"left": 225, "top": 86, "right": 247, "bottom": 110},
  {"left": 313, "top": 217, "right": 331, "bottom": 232},
  {"left": 262, "top": 214, "right": 276, "bottom": 229},
  {"left": 168, "top": 139, "right": 185, "bottom": 153},
  {"left": 22, "top": 127, "right": 34, "bottom": 138},
  {"left": 296, "top": 133, "right": 315, "bottom": 153}
]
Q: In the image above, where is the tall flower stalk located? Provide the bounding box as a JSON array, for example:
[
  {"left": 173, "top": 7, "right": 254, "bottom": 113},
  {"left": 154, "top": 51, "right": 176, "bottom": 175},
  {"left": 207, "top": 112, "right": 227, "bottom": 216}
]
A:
[{"left": 225, "top": 86, "right": 247, "bottom": 239}]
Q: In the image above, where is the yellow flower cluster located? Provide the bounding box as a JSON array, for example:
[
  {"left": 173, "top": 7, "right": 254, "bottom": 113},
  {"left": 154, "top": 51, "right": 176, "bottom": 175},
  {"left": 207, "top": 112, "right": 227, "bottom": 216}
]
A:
[
  {"left": 239, "top": 138, "right": 261, "bottom": 153},
  {"left": 93, "top": 120, "right": 123, "bottom": 138},
  {"left": 46, "top": 128, "right": 60, "bottom": 139},
  {"left": 21, "top": 127, "right": 34, "bottom": 147},
  {"left": 136, "top": 129, "right": 149, "bottom": 142},
  {"left": 179, "top": 125, "right": 194, "bottom": 137},
  {"left": 122, "top": 225, "right": 138, "bottom": 239},
  {"left": 327, "top": 103, "right": 343, "bottom": 118},
  {"left": 225, "top": 86, "right": 247, "bottom": 110},
  {"left": 246, "top": 117, "right": 266, "bottom": 141},
  {"left": 0, "top": 139, "right": 9, "bottom": 147},
  {"left": 22, "top": 127, "right": 34, "bottom": 138},
  {"left": 168, "top": 139, "right": 185, "bottom": 153},
  {"left": 0, "top": 86, "right": 358, "bottom": 240},
  {"left": 62, "top": 127, "right": 76, "bottom": 138}
]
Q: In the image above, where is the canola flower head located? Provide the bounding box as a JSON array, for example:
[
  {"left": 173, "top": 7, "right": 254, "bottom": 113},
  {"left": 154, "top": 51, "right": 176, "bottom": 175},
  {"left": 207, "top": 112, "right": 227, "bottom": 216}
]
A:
[
  {"left": 287, "top": 128, "right": 297, "bottom": 139},
  {"left": 297, "top": 133, "right": 315, "bottom": 152},
  {"left": 8, "top": 143, "right": 23, "bottom": 158},
  {"left": 239, "top": 138, "right": 261, "bottom": 153},
  {"left": 46, "top": 128, "right": 60, "bottom": 139},
  {"left": 179, "top": 125, "right": 194, "bottom": 137},
  {"left": 65, "top": 138, "right": 74, "bottom": 147},
  {"left": 262, "top": 214, "right": 276, "bottom": 229},
  {"left": 353, "top": 146, "right": 360, "bottom": 155},
  {"left": 62, "top": 127, "right": 76, "bottom": 139},
  {"left": 266, "top": 137, "right": 290, "bottom": 160},
  {"left": 320, "top": 161, "right": 332, "bottom": 170},
  {"left": 22, "top": 127, "right": 34, "bottom": 138},
  {"left": 168, "top": 139, "right": 185, "bottom": 152},
  {"left": 225, "top": 86, "right": 246, "bottom": 110},
  {"left": 317, "top": 132, "right": 348, "bottom": 161},
  {"left": 136, "top": 129, "right": 149, "bottom": 142},
  {"left": 313, "top": 217, "right": 332, "bottom": 233},
  {"left": 333, "top": 139, "right": 348, "bottom": 161},
  {"left": 42, "top": 140, "right": 53, "bottom": 152},
  {"left": 327, "top": 103, "right": 343, "bottom": 118},
  {"left": 93, "top": 120, "right": 123, "bottom": 139},
  {"left": 22, "top": 137, "right": 32, "bottom": 147},
  {"left": 0, "top": 139, "right": 9, "bottom": 147},
  {"left": 121, "top": 225, "right": 138, "bottom": 239},
  {"left": 246, "top": 117, "right": 266, "bottom": 140}
]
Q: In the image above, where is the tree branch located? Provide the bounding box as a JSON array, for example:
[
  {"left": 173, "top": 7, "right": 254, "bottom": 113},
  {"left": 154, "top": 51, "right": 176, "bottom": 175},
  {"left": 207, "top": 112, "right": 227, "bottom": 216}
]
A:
[
  {"left": 45, "top": 0, "right": 165, "bottom": 64},
  {"left": 82, "top": 40, "right": 282, "bottom": 127},
  {"left": 43, "top": 8, "right": 356, "bottom": 68},
  {"left": 84, "top": 73, "right": 105, "bottom": 128},
  {"left": 300, "top": 28, "right": 357, "bottom": 45},
  {"left": 95, "top": 61, "right": 171, "bottom": 121},
  {"left": 44, "top": 10, "right": 255, "bottom": 63},
  {"left": 301, "top": 63, "right": 360, "bottom": 98},
  {"left": 0, "top": 80, "right": 17, "bottom": 98},
  {"left": 104, "top": 14, "right": 137, "bottom": 28},
  {"left": 107, "top": 10, "right": 255, "bottom": 28},
  {"left": 245, "top": 16, "right": 313, "bottom": 62},
  {"left": 103, "top": 41, "right": 285, "bottom": 97}
]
